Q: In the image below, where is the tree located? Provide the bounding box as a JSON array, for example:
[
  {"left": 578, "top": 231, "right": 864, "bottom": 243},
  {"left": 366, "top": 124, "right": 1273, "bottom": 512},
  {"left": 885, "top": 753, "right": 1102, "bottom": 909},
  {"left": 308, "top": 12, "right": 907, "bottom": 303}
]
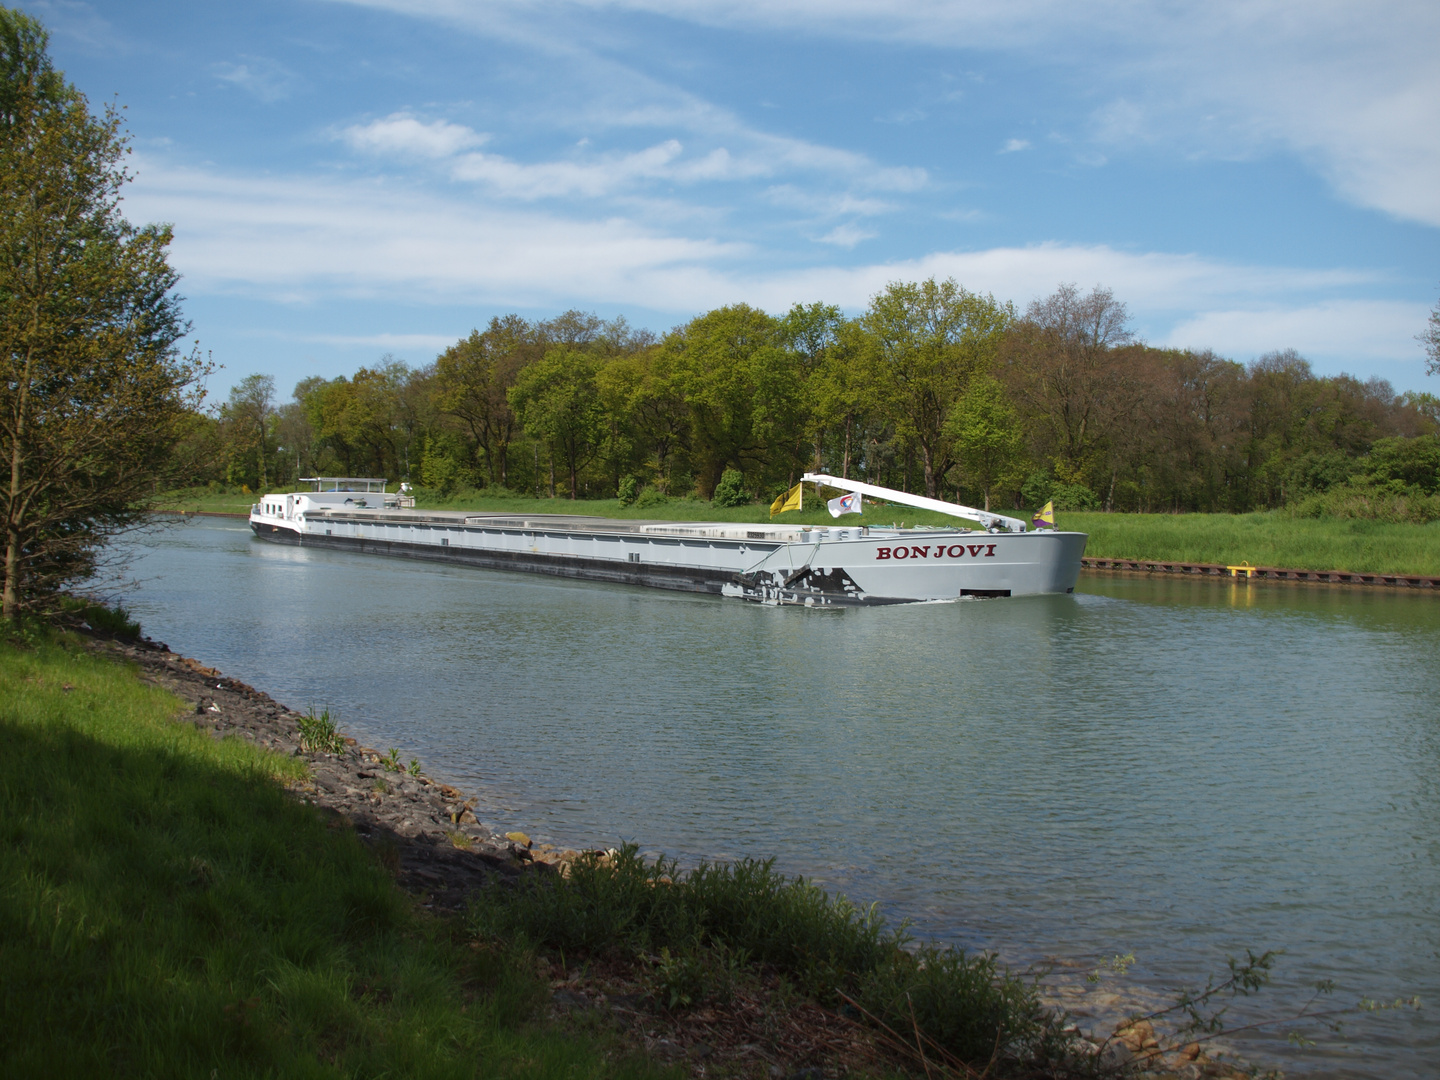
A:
[
  {"left": 666, "top": 304, "right": 780, "bottom": 497},
  {"left": 508, "top": 348, "right": 604, "bottom": 499},
  {"left": 433, "top": 316, "right": 533, "bottom": 488},
  {"left": 221, "top": 374, "right": 274, "bottom": 490},
  {"left": 1003, "top": 283, "right": 1136, "bottom": 491},
  {"left": 944, "top": 375, "right": 1024, "bottom": 510},
  {"left": 1421, "top": 295, "right": 1440, "bottom": 377},
  {"left": 865, "top": 278, "right": 1013, "bottom": 497},
  {"left": 1, "top": 9, "right": 203, "bottom": 619}
]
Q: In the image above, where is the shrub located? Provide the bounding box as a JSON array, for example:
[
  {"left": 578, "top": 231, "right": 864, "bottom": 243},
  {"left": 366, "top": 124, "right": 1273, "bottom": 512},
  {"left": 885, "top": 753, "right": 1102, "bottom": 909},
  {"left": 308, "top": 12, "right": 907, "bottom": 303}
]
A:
[
  {"left": 635, "top": 487, "right": 669, "bottom": 509},
  {"left": 59, "top": 596, "right": 141, "bottom": 639},
  {"left": 712, "top": 469, "right": 749, "bottom": 508},
  {"left": 617, "top": 475, "right": 639, "bottom": 506},
  {"left": 1290, "top": 481, "right": 1440, "bottom": 524}
]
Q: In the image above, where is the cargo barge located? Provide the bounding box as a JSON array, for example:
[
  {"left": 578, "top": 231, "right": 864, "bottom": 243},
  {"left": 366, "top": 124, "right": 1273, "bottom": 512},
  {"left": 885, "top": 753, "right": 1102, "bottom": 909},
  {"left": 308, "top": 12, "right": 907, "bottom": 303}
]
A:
[{"left": 249, "top": 474, "right": 1087, "bottom": 606}]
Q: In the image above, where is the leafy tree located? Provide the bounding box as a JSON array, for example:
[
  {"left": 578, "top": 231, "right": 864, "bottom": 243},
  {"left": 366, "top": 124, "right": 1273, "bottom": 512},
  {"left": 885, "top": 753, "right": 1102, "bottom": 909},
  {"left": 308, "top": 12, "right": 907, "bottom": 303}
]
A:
[
  {"left": 944, "top": 375, "right": 1024, "bottom": 510},
  {"left": 1421, "top": 295, "right": 1440, "bottom": 377},
  {"left": 434, "top": 316, "right": 533, "bottom": 487},
  {"left": 865, "top": 278, "right": 1012, "bottom": 498},
  {"left": 221, "top": 374, "right": 275, "bottom": 490},
  {"left": 508, "top": 347, "right": 604, "bottom": 499},
  {"left": 667, "top": 304, "right": 780, "bottom": 497},
  {"left": 1, "top": 8, "right": 203, "bottom": 618},
  {"left": 1002, "top": 283, "right": 1136, "bottom": 492}
]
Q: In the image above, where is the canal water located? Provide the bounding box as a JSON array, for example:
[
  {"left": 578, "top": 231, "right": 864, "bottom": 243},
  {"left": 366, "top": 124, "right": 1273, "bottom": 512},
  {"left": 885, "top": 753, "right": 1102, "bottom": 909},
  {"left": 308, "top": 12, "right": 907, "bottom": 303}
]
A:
[{"left": 110, "top": 517, "right": 1437, "bottom": 1077}]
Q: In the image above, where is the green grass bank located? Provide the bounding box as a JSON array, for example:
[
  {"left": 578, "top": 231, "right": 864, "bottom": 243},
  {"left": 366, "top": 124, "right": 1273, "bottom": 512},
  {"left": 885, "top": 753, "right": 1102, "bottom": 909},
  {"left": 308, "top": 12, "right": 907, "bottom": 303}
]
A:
[
  {"left": 0, "top": 628, "right": 669, "bottom": 1079},
  {"left": 1066, "top": 511, "right": 1440, "bottom": 577},
  {"left": 163, "top": 486, "right": 1440, "bottom": 577}
]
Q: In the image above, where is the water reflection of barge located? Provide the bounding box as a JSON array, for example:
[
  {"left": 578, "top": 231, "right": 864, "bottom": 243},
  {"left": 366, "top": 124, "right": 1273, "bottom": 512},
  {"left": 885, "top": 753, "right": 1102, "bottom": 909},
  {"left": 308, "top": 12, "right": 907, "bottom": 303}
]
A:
[{"left": 249, "top": 474, "right": 1086, "bottom": 606}]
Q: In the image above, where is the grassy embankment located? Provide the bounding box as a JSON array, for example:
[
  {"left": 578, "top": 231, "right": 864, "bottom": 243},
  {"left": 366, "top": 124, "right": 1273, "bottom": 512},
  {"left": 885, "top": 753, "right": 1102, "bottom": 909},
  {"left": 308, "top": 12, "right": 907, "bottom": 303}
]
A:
[
  {"left": 164, "top": 486, "right": 1440, "bottom": 576},
  {"left": 0, "top": 621, "right": 666, "bottom": 1078},
  {"left": 0, "top": 612, "right": 1084, "bottom": 1078},
  {"left": 1065, "top": 511, "right": 1440, "bottom": 577}
]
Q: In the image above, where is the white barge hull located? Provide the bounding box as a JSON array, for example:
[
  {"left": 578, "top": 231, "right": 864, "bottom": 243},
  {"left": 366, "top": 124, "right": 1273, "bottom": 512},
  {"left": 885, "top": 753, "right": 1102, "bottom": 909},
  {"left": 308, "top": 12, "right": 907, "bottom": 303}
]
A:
[{"left": 249, "top": 501, "right": 1086, "bottom": 605}]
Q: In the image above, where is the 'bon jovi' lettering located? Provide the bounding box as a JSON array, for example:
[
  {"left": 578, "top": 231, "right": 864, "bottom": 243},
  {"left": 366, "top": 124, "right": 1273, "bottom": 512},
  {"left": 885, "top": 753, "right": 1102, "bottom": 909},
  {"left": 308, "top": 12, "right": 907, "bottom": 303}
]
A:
[{"left": 876, "top": 543, "right": 997, "bottom": 561}]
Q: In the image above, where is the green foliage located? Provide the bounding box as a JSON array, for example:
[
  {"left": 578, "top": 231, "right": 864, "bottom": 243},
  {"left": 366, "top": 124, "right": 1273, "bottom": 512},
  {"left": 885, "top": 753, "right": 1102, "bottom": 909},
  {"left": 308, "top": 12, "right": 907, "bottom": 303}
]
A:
[
  {"left": 944, "top": 374, "right": 1024, "bottom": 509},
  {"left": 1359, "top": 434, "right": 1440, "bottom": 493},
  {"left": 0, "top": 633, "right": 674, "bottom": 1080},
  {"left": 634, "top": 487, "right": 669, "bottom": 509},
  {"left": 420, "top": 430, "right": 473, "bottom": 497},
  {"left": 711, "top": 468, "right": 749, "bottom": 508},
  {"left": 1290, "top": 481, "right": 1440, "bottom": 524},
  {"left": 297, "top": 707, "right": 345, "bottom": 754},
  {"left": 168, "top": 286, "right": 1439, "bottom": 520},
  {"left": 467, "top": 845, "right": 1062, "bottom": 1072},
  {"left": 509, "top": 347, "right": 605, "bottom": 498},
  {"left": 616, "top": 474, "right": 639, "bottom": 506},
  {"left": 1, "top": 9, "right": 205, "bottom": 618},
  {"left": 57, "top": 596, "right": 141, "bottom": 639},
  {"left": 383, "top": 747, "right": 403, "bottom": 772}
]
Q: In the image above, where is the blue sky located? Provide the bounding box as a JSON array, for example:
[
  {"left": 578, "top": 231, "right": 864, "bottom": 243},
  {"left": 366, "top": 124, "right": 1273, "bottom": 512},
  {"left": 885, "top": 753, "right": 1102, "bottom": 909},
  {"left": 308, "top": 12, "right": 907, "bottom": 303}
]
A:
[{"left": 25, "top": 0, "right": 1440, "bottom": 399}]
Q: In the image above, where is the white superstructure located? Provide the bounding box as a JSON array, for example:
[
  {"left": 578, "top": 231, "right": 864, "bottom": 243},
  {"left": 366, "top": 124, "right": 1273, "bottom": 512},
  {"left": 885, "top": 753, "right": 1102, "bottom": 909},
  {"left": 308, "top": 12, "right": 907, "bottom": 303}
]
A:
[{"left": 250, "top": 476, "right": 1086, "bottom": 605}]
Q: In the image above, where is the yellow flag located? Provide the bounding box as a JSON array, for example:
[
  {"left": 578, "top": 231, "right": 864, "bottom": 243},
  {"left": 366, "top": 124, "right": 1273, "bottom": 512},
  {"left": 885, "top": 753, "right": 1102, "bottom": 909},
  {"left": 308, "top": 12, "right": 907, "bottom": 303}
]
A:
[
  {"left": 770, "top": 482, "right": 803, "bottom": 517},
  {"left": 1031, "top": 500, "right": 1055, "bottom": 530}
]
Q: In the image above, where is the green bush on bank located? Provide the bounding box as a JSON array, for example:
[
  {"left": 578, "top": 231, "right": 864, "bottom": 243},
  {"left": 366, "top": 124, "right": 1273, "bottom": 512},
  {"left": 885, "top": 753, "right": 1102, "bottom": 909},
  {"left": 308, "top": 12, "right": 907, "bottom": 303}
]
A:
[
  {"left": 0, "top": 629, "right": 668, "bottom": 1080},
  {"left": 469, "top": 847, "right": 1072, "bottom": 1074}
]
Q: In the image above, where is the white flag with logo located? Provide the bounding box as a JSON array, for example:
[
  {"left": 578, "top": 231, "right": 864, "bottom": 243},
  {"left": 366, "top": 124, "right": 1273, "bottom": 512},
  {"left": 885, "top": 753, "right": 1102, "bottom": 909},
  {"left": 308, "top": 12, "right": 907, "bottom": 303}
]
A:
[{"left": 827, "top": 490, "right": 863, "bottom": 517}]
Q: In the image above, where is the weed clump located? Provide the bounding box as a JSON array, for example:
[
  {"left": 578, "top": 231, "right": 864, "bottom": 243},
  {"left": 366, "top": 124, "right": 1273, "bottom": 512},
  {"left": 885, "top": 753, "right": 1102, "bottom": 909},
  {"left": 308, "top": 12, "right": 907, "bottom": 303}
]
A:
[
  {"left": 468, "top": 845, "right": 1069, "bottom": 1074},
  {"left": 297, "top": 707, "right": 346, "bottom": 754}
]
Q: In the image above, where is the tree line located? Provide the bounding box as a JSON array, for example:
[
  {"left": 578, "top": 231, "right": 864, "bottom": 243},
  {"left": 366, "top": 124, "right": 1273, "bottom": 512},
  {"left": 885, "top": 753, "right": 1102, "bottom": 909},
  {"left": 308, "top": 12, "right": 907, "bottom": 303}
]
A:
[{"left": 186, "top": 281, "right": 1440, "bottom": 517}]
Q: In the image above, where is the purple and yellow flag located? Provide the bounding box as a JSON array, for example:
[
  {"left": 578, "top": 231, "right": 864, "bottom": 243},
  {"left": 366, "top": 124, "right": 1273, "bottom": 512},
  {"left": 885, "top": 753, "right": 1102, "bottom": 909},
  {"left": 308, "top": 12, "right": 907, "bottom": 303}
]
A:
[{"left": 1032, "top": 500, "right": 1055, "bottom": 530}]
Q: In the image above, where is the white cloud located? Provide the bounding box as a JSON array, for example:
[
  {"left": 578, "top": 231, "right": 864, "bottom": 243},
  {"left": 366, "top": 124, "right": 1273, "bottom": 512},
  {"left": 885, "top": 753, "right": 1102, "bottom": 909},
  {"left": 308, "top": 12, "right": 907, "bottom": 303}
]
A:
[
  {"left": 816, "top": 225, "right": 876, "bottom": 248},
  {"left": 336, "top": 105, "right": 924, "bottom": 206},
  {"left": 332, "top": 0, "right": 1440, "bottom": 227},
  {"left": 126, "top": 155, "right": 1418, "bottom": 374},
  {"left": 999, "top": 138, "right": 1030, "bottom": 154},
  {"left": 1162, "top": 301, "right": 1431, "bottom": 365},
  {"left": 342, "top": 113, "right": 489, "bottom": 158},
  {"left": 211, "top": 56, "right": 297, "bottom": 103},
  {"left": 124, "top": 157, "right": 747, "bottom": 309},
  {"left": 282, "top": 332, "right": 466, "bottom": 352}
]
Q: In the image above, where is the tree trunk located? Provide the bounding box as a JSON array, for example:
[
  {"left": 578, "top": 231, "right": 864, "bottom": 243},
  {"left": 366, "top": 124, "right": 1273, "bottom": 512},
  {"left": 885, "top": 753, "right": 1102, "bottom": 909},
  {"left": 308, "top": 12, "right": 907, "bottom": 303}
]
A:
[
  {"left": 547, "top": 449, "right": 555, "bottom": 499},
  {"left": 3, "top": 353, "right": 33, "bottom": 622},
  {"left": 841, "top": 418, "right": 851, "bottom": 479},
  {"left": 921, "top": 443, "right": 936, "bottom": 498}
]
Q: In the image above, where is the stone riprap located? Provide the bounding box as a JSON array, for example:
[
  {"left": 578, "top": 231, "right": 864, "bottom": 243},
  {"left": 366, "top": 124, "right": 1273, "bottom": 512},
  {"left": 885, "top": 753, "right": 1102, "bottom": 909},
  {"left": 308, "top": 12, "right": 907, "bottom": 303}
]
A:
[{"left": 93, "top": 634, "right": 572, "bottom": 909}]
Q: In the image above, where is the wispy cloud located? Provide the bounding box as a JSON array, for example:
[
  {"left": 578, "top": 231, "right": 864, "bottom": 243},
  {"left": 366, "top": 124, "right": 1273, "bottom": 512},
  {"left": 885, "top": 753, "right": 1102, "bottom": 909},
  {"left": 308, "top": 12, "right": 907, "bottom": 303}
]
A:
[
  {"left": 246, "top": 330, "right": 466, "bottom": 353},
  {"left": 999, "top": 138, "right": 1030, "bottom": 154},
  {"left": 336, "top": 107, "right": 924, "bottom": 207},
  {"left": 816, "top": 224, "right": 876, "bottom": 248},
  {"left": 342, "top": 113, "right": 489, "bottom": 158},
  {"left": 211, "top": 56, "right": 297, "bottom": 103},
  {"left": 1162, "top": 301, "right": 1431, "bottom": 365},
  {"left": 333, "top": 0, "right": 1440, "bottom": 227},
  {"left": 125, "top": 155, "right": 1413, "bottom": 370}
]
